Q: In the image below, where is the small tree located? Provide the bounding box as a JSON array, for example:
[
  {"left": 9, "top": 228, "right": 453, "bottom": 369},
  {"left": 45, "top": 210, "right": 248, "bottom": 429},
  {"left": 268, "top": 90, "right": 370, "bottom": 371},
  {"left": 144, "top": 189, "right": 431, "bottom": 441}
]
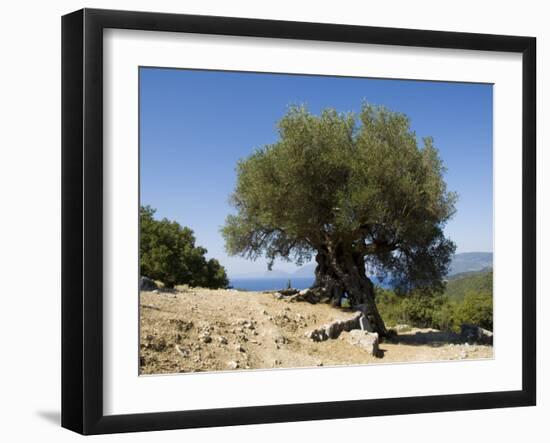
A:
[
  {"left": 222, "top": 104, "right": 456, "bottom": 335},
  {"left": 140, "top": 206, "right": 229, "bottom": 289}
]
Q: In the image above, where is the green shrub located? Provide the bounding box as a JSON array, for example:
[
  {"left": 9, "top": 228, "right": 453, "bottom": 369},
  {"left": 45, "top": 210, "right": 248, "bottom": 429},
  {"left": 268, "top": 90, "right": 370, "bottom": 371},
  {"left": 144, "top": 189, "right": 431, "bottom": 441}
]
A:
[
  {"left": 432, "top": 300, "right": 460, "bottom": 332},
  {"left": 140, "top": 206, "right": 229, "bottom": 289},
  {"left": 455, "top": 290, "right": 493, "bottom": 330},
  {"left": 399, "top": 292, "right": 445, "bottom": 328},
  {"left": 376, "top": 287, "right": 407, "bottom": 327},
  {"left": 376, "top": 284, "right": 492, "bottom": 333}
]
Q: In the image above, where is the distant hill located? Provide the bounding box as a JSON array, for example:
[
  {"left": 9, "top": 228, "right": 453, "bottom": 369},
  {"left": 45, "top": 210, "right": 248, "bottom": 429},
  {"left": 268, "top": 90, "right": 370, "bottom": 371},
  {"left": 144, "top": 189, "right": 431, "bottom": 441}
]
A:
[
  {"left": 448, "top": 252, "right": 493, "bottom": 276},
  {"left": 291, "top": 252, "right": 493, "bottom": 279},
  {"left": 445, "top": 268, "right": 493, "bottom": 301},
  {"left": 231, "top": 252, "right": 493, "bottom": 281}
]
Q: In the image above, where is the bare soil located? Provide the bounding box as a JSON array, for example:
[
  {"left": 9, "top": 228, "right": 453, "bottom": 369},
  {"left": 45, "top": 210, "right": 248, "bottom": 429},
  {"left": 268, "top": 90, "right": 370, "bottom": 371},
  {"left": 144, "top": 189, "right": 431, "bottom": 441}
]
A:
[{"left": 140, "top": 288, "right": 493, "bottom": 375}]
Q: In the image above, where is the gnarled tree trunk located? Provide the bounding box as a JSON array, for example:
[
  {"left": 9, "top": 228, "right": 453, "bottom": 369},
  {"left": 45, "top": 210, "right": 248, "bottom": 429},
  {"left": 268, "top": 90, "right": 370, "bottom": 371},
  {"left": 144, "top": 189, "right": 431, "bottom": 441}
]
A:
[{"left": 311, "top": 246, "right": 387, "bottom": 336}]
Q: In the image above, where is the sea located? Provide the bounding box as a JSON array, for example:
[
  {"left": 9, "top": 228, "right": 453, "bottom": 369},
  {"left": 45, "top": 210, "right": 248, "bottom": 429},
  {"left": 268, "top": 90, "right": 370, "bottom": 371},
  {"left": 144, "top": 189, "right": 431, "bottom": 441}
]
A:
[
  {"left": 229, "top": 276, "right": 390, "bottom": 291},
  {"left": 229, "top": 277, "right": 315, "bottom": 292}
]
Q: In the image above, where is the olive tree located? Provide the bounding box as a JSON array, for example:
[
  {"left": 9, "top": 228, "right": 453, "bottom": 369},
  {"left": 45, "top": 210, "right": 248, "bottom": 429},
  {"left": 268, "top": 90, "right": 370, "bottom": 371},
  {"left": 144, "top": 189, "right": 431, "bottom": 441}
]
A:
[{"left": 222, "top": 104, "right": 456, "bottom": 335}]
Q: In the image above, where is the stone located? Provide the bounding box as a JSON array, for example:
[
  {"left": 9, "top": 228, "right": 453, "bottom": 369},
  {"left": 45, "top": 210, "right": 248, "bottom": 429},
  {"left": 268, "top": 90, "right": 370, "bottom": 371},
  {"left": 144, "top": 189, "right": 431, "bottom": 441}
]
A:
[
  {"left": 325, "top": 321, "right": 344, "bottom": 339},
  {"left": 394, "top": 324, "right": 412, "bottom": 333},
  {"left": 200, "top": 334, "right": 212, "bottom": 343},
  {"left": 217, "top": 336, "right": 228, "bottom": 345},
  {"left": 175, "top": 344, "right": 189, "bottom": 357},
  {"left": 227, "top": 361, "right": 239, "bottom": 369},
  {"left": 274, "top": 335, "right": 288, "bottom": 345},
  {"left": 140, "top": 276, "right": 158, "bottom": 291},
  {"left": 306, "top": 328, "right": 328, "bottom": 342},
  {"left": 346, "top": 330, "right": 380, "bottom": 356},
  {"left": 460, "top": 324, "right": 493, "bottom": 345},
  {"left": 235, "top": 344, "right": 245, "bottom": 352},
  {"left": 295, "top": 288, "right": 320, "bottom": 304},
  {"left": 279, "top": 288, "right": 299, "bottom": 296},
  {"left": 358, "top": 315, "right": 373, "bottom": 332},
  {"left": 306, "top": 312, "right": 362, "bottom": 342}
]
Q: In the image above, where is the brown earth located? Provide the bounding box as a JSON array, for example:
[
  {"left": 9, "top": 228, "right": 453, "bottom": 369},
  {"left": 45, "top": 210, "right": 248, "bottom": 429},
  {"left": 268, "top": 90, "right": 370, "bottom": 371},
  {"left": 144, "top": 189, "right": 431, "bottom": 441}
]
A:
[{"left": 139, "top": 288, "right": 493, "bottom": 375}]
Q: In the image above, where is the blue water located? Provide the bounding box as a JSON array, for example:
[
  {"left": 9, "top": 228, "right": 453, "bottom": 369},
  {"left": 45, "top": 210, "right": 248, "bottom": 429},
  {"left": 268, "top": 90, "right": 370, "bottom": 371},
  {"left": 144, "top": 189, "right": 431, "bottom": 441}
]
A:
[
  {"left": 229, "top": 276, "right": 392, "bottom": 291},
  {"left": 229, "top": 277, "right": 315, "bottom": 291}
]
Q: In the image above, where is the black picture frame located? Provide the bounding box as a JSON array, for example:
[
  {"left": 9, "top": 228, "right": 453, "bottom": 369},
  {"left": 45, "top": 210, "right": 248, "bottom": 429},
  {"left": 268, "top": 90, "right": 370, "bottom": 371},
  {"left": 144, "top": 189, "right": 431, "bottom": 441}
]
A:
[{"left": 61, "top": 8, "right": 536, "bottom": 435}]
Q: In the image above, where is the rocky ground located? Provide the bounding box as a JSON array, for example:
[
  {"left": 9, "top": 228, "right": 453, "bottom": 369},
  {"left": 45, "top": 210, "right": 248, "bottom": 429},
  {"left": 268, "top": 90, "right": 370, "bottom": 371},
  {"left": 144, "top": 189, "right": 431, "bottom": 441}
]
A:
[{"left": 139, "top": 287, "right": 493, "bottom": 375}]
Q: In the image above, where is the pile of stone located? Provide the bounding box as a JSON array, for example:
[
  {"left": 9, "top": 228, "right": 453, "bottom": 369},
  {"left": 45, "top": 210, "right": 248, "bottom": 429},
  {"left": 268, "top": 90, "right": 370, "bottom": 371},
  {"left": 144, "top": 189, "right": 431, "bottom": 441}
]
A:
[
  {"left": 274, "top": 288, "right": 320, "bottom": 304},
  {"left": 305, "top": 312, "right": 379, "bottom": 356}
]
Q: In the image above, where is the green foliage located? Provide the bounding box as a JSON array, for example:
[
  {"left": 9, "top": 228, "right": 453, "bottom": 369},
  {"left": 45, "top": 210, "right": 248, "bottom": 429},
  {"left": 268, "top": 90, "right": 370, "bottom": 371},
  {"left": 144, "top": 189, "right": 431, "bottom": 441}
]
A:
[
  {"left": 377, "top": 269, "right": 493, "bottom": 332},
  {"left": 375, "top": 287, "right": 406, "bottom": 326},
  {"left": 222, "top": 103, "right": 456, "bottom": 290},
  {"left": 140, "top": 206, "right": 229, "bottom": 289},
  {"left": 399, "top": 292, "right": 447, "bottom": 328},
  {"left": 455, "top": 291, "right": 493, "bottom": 330},
  {"left": 431, "top": 300, "right": 460, "bottom": 332},
  {"left": 445, "top": 269, "right": 493, "bottom": 301}
]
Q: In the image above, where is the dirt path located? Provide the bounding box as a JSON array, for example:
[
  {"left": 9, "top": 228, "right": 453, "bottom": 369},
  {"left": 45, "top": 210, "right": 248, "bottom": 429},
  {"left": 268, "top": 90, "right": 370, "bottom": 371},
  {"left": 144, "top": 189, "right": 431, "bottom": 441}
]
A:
[{"left": 140, "top": 288, "right": 493, "bottom": 374}]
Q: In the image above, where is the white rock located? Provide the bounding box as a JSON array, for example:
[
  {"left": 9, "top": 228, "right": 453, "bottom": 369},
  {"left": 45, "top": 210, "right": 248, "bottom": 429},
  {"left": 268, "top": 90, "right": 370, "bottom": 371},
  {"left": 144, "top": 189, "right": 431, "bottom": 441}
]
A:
[
  {"left": 346, "top": 330, "right": 380, "bottom": 356},
  {"left": 358, "top": 315, "right": 373, "bottom": 332}
]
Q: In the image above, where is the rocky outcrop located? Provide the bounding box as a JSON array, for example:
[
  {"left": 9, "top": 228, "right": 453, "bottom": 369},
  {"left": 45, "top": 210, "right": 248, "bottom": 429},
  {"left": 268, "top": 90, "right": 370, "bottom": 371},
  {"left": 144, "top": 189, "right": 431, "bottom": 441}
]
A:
[
  {"left": 306, "top": 312, "right": 362, "bottom": 341},
  {"left": 345, "top": 330, "right": 380, "bottom": 356},
  {"left": 140, "top": 276, "right": 158, "bottom": 291},
  {"left": 460, "top": 324, "right": 493, "bottom": 345}
]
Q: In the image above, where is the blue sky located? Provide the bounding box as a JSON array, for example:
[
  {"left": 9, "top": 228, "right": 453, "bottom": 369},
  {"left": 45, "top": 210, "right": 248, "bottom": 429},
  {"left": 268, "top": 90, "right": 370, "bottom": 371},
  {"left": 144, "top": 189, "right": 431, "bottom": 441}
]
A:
[{"left": 140, "top": 68, "right": 493, "bottom": 277}]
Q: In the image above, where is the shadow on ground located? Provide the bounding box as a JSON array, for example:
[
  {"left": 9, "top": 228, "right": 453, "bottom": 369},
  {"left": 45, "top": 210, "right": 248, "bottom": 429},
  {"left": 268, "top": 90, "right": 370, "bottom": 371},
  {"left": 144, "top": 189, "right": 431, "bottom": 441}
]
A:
[
  {"left": 388, "top": 330, "right": 462, "bottom": 347},
  {"left": 36, "top": 410, "right": 60, "bottom": 426}
]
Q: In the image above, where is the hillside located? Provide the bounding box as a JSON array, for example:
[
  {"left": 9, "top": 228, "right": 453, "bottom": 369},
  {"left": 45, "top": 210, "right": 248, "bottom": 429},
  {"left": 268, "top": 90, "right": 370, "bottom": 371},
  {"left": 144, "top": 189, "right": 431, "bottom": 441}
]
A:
[
  {"left": 233, "top": 252, "right": 494, "bottom": 282},
  {"left": 445, "top": 268, "right": 493, "bottom": 301},
  {"left": 447, "top": 252, "right": 493, "bottom": 275}
]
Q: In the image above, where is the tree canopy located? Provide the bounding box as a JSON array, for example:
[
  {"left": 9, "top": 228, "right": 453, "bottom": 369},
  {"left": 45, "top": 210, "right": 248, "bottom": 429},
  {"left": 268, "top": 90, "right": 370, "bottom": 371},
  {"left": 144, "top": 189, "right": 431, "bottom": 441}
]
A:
[
  {"left": 222, "top": 103, "right": 457, "bottom": 297},
  {"left": 140, "top": 206, "right": 228, "bottom": 289}
]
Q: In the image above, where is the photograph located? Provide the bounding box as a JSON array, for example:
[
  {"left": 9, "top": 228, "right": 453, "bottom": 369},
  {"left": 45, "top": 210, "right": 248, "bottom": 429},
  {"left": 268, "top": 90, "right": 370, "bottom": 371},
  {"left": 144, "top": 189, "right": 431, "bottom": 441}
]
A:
[{"left": 138, "top": 68, "right": 494, "bottom": 375}]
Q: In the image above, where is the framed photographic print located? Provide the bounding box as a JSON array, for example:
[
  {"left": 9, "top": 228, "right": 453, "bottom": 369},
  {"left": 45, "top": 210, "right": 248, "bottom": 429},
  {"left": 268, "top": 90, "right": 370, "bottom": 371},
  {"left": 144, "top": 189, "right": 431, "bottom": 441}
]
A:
[{"left": 61, "top": 8, "right": 536, "bottom": 435}]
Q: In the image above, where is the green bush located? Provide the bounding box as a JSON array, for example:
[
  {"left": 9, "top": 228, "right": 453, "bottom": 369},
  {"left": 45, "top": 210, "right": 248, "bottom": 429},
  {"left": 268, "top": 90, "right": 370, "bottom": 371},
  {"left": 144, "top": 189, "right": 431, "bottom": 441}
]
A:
[
  {"left": 399, "top": 292, "right": 446, "bottom": 329},
  {"left": 376, "top": 280, "right": 493, "bottom": 333},
  {"left": 140, "top": 206, "right": 229, "bottom": 289},
  {"left": 432, "top": 300, "right": 460, "bottom": 332},
  {"left": 455, "top": 290, "right": 493, "bottom": 330},
  {"left": 375, "top": 287, "right": 407, "bottom": 326}
]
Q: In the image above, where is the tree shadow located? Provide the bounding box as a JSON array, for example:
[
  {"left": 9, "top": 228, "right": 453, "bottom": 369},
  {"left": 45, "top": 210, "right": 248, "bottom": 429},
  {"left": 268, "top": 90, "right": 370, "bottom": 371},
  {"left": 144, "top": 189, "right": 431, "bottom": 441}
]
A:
[{"left": 387, "top": 330, "right": 462, "bottom": 347}]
